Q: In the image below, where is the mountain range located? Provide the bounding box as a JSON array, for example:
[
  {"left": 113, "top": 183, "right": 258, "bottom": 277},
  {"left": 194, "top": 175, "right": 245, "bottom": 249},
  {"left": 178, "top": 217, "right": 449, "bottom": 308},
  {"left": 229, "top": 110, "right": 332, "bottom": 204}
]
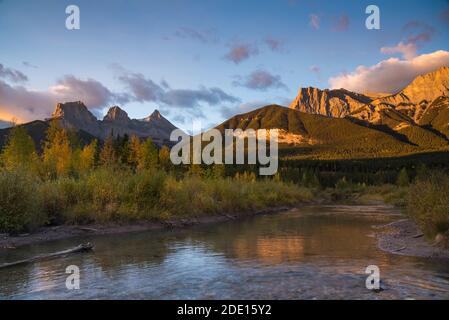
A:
[{"left": 1, "top": 66, "right": 448, "bottom": 159}]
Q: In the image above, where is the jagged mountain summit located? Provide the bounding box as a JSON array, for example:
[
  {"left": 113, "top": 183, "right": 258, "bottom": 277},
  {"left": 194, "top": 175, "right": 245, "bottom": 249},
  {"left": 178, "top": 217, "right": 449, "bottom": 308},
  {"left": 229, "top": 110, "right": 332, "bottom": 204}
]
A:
[
  {"left": 50, "top": 102, "right": 178, "bottom": 143},
  {"left": 288, "top": 66, "right": 449, "bottom": 145},
  {"left": 289, "top": 87, "right": 372, "bottom": 118}
]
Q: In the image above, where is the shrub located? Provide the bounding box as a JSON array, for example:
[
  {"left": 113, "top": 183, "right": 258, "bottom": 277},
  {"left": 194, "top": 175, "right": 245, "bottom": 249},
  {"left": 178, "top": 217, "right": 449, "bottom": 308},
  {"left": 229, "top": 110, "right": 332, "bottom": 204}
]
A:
[
  {"left": 0, "top": 171, "right": 44, "bottom": 233},
  {"left": 408, "top": 172, "right": 449, "bottom": 237}
]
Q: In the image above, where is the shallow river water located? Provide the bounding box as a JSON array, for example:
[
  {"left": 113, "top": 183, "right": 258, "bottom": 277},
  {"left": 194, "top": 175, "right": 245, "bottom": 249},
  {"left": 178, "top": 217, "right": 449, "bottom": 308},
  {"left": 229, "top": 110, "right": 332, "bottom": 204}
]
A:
[{"left": 0, "top": 205, "right": 448, "bottom": 299}]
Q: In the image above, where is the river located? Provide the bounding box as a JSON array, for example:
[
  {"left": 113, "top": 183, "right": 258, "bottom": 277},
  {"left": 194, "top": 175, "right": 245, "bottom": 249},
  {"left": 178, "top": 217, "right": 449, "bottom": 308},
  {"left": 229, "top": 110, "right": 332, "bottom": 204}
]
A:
[{"left": 0, "top": 205, "right": 448, "bottom": 299}]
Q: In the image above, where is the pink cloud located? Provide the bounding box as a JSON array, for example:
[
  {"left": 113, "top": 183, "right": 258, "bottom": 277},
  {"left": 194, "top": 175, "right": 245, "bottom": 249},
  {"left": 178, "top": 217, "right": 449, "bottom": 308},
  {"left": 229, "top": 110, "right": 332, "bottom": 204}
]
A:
[
  {"left": 224, "top": 42, "right": 259, "bottom": 64},
  {"left": 309, "top": 14, "right": 320, "bottom": 30},
  {"left": 328, "top": 50, "right": 449, "bottom": 94},
  {"left": 381, "top": 42, "right": 418, "bottom": 60}
]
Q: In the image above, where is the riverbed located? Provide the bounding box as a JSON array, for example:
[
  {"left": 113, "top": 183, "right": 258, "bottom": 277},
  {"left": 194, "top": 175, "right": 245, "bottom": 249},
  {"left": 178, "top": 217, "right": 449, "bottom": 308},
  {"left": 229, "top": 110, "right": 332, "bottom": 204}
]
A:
[{"left": 0, "top": 205, "right": 448, "bottom": 299}]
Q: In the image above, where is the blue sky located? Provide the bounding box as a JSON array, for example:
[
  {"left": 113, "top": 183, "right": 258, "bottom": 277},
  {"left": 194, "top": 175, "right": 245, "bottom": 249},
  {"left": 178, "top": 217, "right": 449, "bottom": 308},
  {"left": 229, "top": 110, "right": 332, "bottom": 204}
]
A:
[{"left": 1, "top": 0, "right": 449, "bottom": 130}]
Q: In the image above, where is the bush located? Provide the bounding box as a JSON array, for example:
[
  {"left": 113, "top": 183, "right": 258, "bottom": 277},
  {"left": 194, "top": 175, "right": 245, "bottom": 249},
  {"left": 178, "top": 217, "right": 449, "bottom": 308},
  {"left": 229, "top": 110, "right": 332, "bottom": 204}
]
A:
[
  {"left": 0, "top": 171, "right": 45, "bottom": 233},
  {"left": 408, "top": 172, "right": 449, "bottom": 237}
]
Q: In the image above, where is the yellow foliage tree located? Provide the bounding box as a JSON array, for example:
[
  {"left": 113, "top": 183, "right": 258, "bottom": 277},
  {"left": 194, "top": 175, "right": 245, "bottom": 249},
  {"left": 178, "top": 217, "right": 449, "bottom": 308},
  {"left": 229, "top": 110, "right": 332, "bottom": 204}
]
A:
[
  {"left": 42, "top": 121, "right": 73, "bottom": 178},
  {"left": 1, "top": 125, "right": 39, "bottom": 172},
  {"left": 137, "top": 138, "right": 158, "bottom": 170},
  {"left": 158, "top": 145, "right": 171, "bottom": 171}
]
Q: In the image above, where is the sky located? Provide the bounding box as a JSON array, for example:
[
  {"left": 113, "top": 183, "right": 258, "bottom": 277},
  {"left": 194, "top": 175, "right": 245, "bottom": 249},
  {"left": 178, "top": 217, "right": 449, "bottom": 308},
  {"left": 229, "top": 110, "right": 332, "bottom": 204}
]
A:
[{"left": 1, "top": 0, "right": 449, "bottom": 131}]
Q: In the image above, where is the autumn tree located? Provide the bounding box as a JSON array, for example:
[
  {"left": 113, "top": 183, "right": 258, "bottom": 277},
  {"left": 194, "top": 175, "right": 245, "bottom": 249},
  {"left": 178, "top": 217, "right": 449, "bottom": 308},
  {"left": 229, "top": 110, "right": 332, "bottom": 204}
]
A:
[
  {"left": 99, "top": 135, "right": 117, "bottom": 167},
  {"left": 158, "top": 145, "right": 172, "bottom": 171},
  {"left": 77, "top": 139, "right": 98, "bottom": 173},
  {"left": 137, "top": 138, "right": 158, "bottom": 170},
  {"left": 0, "top": 125, "right": 39, "bottom": 172},
  {"left": 42, "top": 121, "right": 72, "bottom": 178},
  {"left": 127, "top": 134, "right": 141, "bottom": 169}
]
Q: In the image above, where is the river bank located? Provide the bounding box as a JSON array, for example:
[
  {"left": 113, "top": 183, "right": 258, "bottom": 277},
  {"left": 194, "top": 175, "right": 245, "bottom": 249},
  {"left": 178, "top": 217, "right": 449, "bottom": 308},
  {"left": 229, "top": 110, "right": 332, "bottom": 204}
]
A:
[
  {"left": 2, "top": 200, "right": 449, "bottom": 261},
  {"left": 376, "top": 218, "right": 449, "bottom": 259},
  {"left": 0, "top": 206, "right": 291, "bottom": 249}
]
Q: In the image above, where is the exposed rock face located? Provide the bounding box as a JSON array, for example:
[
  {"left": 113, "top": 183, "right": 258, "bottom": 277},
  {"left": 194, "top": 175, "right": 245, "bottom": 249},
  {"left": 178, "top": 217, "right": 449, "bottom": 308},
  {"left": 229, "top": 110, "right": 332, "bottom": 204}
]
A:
[
  {"left": 51, "top": 101, "right": 102, "bottom": 137},
  {"left": 376, "top": 66, "right": 449, "bottom": 107},
  {"left": 103, "top": 106, "right": 131, "bottom": 123},
  {"left": 289, "top": 87, "right": 372, "bottom": 117},
  {"left": 50, "top": 102, "right": 178, "bottom": 144},
  {"left": 351, "top": 66, "right": 449, "bottom": 124}
]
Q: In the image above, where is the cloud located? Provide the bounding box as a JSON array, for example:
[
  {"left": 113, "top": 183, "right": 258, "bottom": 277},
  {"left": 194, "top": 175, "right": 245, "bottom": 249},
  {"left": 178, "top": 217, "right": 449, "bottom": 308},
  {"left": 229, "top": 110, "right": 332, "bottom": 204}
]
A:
[
  {"left": 220, "top": 100, "right": 268, "bottom": 119},
  {"left": 233, "top": 70, "right": 287, "bottom": 91},
  {"left": 0, "top": 63, "right": 28, "bottom": 83},
  {"left": 115, "top": 67, "right": 239, "bottom": 110},
  {"left": 310, "top": 65, "right": 321, "bottom": 74},
  {"left": 440, "top": 6, "right": 449, "bottom": 24},
  {"left": 224, "top": 42, "right": 259, "bottom": 64},
  {"left": 0, "top": 73, "right": 124, "bottom": 123},
  {"left": 50, "top": 75, "right": 123, "bottom": 108},
  {"left": 381, "top": 42, "right": 418, "bottom": 60},
  {"left": 328, "top": 50, "right": 449, "bottom": 94},
  {"left": 173, "top": 27, "right": 219, "bottom": 44},
  {"left": 332, "top": 15, "right": 349, "bottom": 32},
  {"left": 161, "top": 87, "right": 239, "bottom": 108},
  {"left": 117, "top": 71, "right": 164, "bottom": 103},
  {"left": 309, "top": 14, "right": 320, "bottom": 30},
  {"left": 22, "top": 61, "right": 38, "bottom": 69},
  {"left": 264, "top": 37, "right": 285, "bottom": 52},
  {"left": 381, "top": 21, "right": 435, "bottom": 60}
]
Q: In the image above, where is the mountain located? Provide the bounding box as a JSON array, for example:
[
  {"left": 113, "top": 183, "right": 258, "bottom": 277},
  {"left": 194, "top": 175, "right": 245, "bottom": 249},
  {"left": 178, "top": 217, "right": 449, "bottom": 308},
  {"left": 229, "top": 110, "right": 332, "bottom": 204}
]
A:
[
  {"left": 288, "top": 66, "right": 449, "bottom": 150},
  {"left": 289, "top": 87, "right": 372, "bottom": 118},
  {"left": 51, "top": 102, "right": 178, "bottom": 144},
  {"left": 215, "top": 104, "right": 427, "bottom": 159},
  {"left": 0, "top": 102, "right": 180, "bottom": 151},
  {"left": 0, "top": 120, "right": 97, "bottom": 152}
]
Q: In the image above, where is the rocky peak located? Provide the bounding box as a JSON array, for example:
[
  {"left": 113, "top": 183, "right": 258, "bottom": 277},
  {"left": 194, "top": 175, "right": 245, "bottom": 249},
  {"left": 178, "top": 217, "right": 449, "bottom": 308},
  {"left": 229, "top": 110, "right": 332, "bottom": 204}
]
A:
[
  {"left": 143, "top": 109, "right": 163, "bottom": 122},
  {"left": 51, "top": 101, "right": 97, "bottom": 124},
  {"left": 103, "top": 106, "right": 130, "bottom": 123},
  {"left": 374, "top": 66, "right": 449, "bottom": 106},
  {"left": 289, "top": 87, "right": 372, "bottom": 118}
]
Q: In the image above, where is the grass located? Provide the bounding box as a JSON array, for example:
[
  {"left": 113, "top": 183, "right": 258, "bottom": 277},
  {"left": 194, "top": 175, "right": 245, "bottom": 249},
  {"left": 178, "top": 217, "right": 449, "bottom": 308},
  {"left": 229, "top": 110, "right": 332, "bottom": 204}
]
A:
[{"left": 0, "top": 167, "right": 313, "bottom": 233}]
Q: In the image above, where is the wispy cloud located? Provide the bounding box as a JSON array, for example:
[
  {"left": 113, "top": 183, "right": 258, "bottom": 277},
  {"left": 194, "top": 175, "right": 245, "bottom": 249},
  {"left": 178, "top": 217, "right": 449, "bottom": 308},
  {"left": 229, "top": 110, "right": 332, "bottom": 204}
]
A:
[
  {"left": 173, "top": 27, "right": 219, "bottom": 44},
  {"left": 0, "top": 65, "right": 127, "bottom": 123},
  {"left": 22, "top": 61, "right": 38, "bottom": 69},
  {"left": 0, "top": 63, "right": 28, "bottom": 83},
  {"left": 440, "top": 6, "right": 449, "bottom": 24},
  {"left": 220, "top": 100, "right": 267, "bottom": 119},
  {"left": 329, "top": 50, "right": 449, "bottom": 94},
  {"left": 114, "top": 65, "right": 240, "bottom": 110},
  {"left": 381, "top": 21, "right": 435, "bottom": 60},
  {"left": 309, "top": 14, "right": 320, "bottom": 30},
  {"left": 224, "top": 42, "right": 259, "bottom": 64},
  {"left": 233, "top": 70, "right": 288, "bottom": 91},
  {"left": 332, "top": 15, "right": 349, "bottom": 32},
  {"left": 264, "top": 37, "right": 285, "bottom": 52}
]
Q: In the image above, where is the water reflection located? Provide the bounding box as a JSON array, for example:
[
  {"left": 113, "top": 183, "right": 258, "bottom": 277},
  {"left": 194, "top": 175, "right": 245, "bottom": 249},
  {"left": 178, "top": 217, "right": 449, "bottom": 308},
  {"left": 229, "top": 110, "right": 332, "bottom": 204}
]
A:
[{"left": 0, "top": 206, "right": 448, "bottom": 299}]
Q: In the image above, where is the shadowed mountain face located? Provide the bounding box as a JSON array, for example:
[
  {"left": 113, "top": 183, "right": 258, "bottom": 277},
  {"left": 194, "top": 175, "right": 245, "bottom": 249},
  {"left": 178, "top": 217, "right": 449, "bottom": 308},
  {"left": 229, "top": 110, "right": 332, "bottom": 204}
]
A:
[
  {"left": 50, "top": 102, "right": 178, "bottom": 144},
  {"left": 215, "top": 103, "right": 448, "bottom": 159},
  {"left": 1, "top": 67, "right": 448, "bottom": 159}
]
